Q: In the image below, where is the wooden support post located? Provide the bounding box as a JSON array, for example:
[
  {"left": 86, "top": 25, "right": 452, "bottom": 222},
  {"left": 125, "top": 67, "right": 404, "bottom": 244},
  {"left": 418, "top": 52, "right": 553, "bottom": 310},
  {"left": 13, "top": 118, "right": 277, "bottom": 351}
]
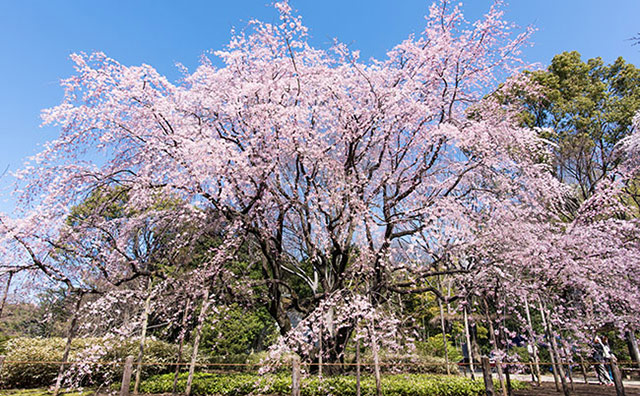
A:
[
  {"left": 370, "top": 325, "right": 382, "bottom": 396},
  {"left": 483, "top": 297, "right": 507, "bottom": 396},
  {"left": 172, "top": 298, "right": 192, "bottom": 396},
  {"left": 579, "top": 356, "right": 588, "bottom": 384},
  {"left": 481, "top": 356, "right": 495, "bottom": 396},
  {"left": 523, "top": 298, "right": 540, "bottom": 386},
  {"left": 134, "top": 280, "right": 153, "bottom": 395},
  {"left": 504, "top": 363, "right": 513, "bottom": 396},
  {"left": 610, "top": 358, "right": 626, "bottom": 396},
  {"left": 318, "top": 322, "right": 323, "bottom": 379},
  {"left": 463, "top": 306, "right": 475, "bottom": 380},
  {"left": 438, "top": 298, "right": 450, "bottom": 375},
  {"left": 538, "top": 300, "right": 560, "bottom": 392},
  {"left": 626, "top": 331, "right": 640, "bottom": 370},
  {"left": 0, "top": 355, "right": 4, "bottom": 385},
  {"left": 120, "top": 356, "right": 134, "bottom": 396},
  {"left": 356, "top": 338, "right": 361, "bottom": 396},
  {"left": 291, "top": 355, "right": 301, "bottom": 396},
  {"left": 567, "top": 360, "right": 575, "bottom": 391}
]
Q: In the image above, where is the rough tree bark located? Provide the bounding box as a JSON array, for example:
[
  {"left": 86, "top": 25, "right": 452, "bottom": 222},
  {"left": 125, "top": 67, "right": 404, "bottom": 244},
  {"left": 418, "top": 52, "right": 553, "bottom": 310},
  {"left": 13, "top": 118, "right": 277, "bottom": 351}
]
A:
[{"left": 626, "top": 330, "right": 640, "bottom": 369}]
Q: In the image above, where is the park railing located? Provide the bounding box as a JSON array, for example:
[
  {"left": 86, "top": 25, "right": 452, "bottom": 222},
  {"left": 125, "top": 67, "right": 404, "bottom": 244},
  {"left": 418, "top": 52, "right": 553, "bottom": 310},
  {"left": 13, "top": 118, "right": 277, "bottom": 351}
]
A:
[{"left": 0, "top": 355, "right": 638, "bottom": 396}]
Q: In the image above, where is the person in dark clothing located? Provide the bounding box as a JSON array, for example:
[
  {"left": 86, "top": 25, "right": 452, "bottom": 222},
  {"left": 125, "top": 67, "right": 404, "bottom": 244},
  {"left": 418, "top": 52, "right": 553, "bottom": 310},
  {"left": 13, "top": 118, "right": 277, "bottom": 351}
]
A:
[
  {"left": 593, "top": 336, "right": 613, "bottom": 385},
  {"left": 459, "top": 342, "right": 472, "bottom": 376}
]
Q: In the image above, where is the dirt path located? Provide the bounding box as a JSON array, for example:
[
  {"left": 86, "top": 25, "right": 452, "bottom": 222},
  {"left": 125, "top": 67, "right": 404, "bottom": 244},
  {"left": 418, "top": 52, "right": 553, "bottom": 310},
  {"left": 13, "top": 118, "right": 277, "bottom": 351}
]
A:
[{"left": 514, "top": 382, "right": 640, "bottom": 396}]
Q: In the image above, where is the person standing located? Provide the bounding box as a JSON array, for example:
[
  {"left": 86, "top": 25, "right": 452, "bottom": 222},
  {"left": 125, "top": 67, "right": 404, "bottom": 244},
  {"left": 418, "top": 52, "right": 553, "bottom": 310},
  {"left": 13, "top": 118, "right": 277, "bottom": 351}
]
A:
[
  {"left": 601, "top": 335, "right": 615, "bottom": 383},
  {"left": 593, "top": 336, "right": 613, "bottom": 385}
]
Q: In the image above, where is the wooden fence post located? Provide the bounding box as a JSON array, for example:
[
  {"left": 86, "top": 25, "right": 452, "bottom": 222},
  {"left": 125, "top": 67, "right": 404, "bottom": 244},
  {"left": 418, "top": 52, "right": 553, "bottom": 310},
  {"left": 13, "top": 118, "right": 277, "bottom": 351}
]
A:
[
  {"left": 481, "top": 356, "right": 495, "bottom": 396},
  {"left": 610, "top": 358, "right": 626, "bottom": 396},
  {"left": 120, "top": 355, "right": 134, "bottom": 396},
  {"left": 579, "top": 356, "right": 588, "bottom": 384},
  {"left": 356, "top": 338, "right": 361, "bottom": 396},
  {"left": 504, "top": 363, "right": 513, "bottom": 396},
  {"left": 292, "top": 355, "right": 301, "bottom": 396},
  {"left": 0, "top": 355, "right": 4, "bottom": 387}
]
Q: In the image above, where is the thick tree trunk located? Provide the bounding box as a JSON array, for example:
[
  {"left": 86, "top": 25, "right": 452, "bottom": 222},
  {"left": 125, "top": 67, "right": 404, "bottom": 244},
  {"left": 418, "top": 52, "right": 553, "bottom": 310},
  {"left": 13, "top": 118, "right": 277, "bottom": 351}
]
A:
[
  {"left": 626, "top": 330, "right": 640, "bottom": 369},
  {"left": 172, "top": 297, "right": 192, "bottom": 396},
  {"left": 309, "top": 322, "right": 352, "bottom": 375},
  {"left": 134, "top": 280, "right": 153, "bottom": 395},
  {"left": 463, "top": 306, "right": 475, "bottom": 380},
  {"left": 53, "top": 293, "right": 83, "bottom": 396},
  {"left": 186, "top": 288, "right": 211, "bottom": 396},
  {"left": 0, "top": 272, "right": 13, "bottom": 319}
]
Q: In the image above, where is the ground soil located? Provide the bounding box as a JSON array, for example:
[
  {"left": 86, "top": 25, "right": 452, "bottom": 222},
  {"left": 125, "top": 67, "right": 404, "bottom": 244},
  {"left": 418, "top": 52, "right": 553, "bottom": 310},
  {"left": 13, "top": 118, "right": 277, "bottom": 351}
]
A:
[{"left": 514, "top": 382, "right": 640, "bottom": 396}]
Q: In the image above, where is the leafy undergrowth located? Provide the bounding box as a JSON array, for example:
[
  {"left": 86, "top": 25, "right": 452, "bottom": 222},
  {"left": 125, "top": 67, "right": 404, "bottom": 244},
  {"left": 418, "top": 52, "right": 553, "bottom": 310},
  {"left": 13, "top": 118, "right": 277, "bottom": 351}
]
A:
[
  {"left": 138, "top": 372, "right": 527, "bottom": 396},
  {"left": 0, "top": 389, "right": 94, "bottom": 396}
]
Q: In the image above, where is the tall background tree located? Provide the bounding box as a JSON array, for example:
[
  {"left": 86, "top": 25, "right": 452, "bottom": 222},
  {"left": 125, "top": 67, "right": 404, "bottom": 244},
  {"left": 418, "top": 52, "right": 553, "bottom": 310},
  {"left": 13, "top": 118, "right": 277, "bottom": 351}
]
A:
[{"left": 514, "top": 51, "right": 640, "bottom": 205}]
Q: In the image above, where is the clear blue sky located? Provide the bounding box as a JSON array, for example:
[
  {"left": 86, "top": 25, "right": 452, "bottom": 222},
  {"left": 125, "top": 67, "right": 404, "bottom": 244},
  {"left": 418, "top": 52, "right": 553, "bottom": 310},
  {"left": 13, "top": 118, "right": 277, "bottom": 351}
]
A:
[{"left": 1, "top": 0, "right": 639, "bottom": 213}]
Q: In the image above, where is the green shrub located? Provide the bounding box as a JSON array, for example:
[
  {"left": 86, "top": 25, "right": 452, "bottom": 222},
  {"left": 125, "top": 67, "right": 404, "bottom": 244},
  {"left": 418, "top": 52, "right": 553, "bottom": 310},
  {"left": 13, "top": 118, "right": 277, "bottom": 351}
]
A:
[
  {"left": 352, "top": 349, "right": 455, "bottom": 375},
  {"left": 417, "top": 335, "right": 463, "bottom": 363},
  {"left": 0, "top": 337, "right": 182, "bottom": 388},
  {"left": 139, "top": 372, "right": 527, "bottom": 396},
  {"left": 201, "top": 305, "right": 278, "bottom": 356}
]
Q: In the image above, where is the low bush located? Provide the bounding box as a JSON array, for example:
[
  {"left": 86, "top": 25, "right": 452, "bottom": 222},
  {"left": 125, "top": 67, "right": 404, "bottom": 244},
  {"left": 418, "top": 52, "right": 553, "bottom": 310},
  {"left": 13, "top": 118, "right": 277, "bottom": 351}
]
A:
[
  {"left": 351, "top": 349, "right": 456, "bottom": 375},
  {"left": 139, "top": 372, "right": 527, "bottom": 396},
  {"left": 0, "top": 337, "right": 182, "bottom": 388},
  {"left": 416, "top": 335, "right": 464, "bottom": 364}
]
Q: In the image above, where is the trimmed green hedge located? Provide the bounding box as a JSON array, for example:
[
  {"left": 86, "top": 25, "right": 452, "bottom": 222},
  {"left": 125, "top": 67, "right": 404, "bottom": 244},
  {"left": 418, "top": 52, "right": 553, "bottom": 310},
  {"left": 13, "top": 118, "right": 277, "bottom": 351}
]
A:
[
  {"left": 0, "top": 337, "right": 182, "bottom": 388},
  {"left": 139, "top": 372, "right": 527, "bottom": 396}
]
